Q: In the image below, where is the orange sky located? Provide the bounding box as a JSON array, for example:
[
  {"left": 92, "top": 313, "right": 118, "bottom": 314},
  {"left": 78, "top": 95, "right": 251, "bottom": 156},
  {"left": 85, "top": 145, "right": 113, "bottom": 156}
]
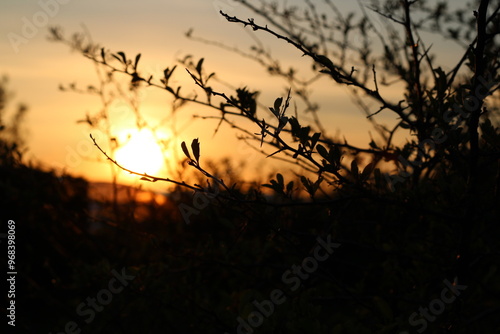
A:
[{"left": 0, "top": 0, "right": 470, "bottom": 190}]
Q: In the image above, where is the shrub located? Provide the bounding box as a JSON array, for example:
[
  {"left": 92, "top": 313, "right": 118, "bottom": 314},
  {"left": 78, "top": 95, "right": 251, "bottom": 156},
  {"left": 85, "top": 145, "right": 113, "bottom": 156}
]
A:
[{"left": 36, "top": 0, "right": 500, "bottom": 332}]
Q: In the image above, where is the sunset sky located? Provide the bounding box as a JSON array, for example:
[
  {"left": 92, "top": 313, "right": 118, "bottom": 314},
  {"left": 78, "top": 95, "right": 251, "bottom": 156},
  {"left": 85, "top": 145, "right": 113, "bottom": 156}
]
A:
[{"left": 1, "top": 0, "right": 470, "bottom": 188}]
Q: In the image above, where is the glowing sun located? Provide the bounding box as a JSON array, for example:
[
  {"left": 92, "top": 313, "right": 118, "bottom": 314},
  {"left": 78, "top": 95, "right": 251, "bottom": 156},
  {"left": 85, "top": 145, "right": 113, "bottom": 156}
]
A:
[{"left": 114, "top": 128, "right": 166, "bottom": 176}]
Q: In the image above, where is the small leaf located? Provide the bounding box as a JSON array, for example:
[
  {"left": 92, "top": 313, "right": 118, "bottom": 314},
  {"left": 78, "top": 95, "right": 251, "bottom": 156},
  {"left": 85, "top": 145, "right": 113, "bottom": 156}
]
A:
[
  {"left": 112, "top": 54, "right": 123, "bottom": 63},
  {"left": 134, "top": 53, "right": 141, "bottom": 69},
  {"left": 329, "top": 145, "right": 342, "bottom": 166},
  {"left": 168, "top": 65, "right": 177, "bottom": 80},
  {"left": 316, "top": 144, "right": 329, "bottom": 160},
  {"left": 273, "top": 97, "right": 283, "bottom": 117},
  {"left": 310, "top": 132, "right": 321, "bottom": 148},
  {"left": 269, "top": 107, "right": 276, "bottom": 116},
  {"left": 181, "top": 141, "right": 191, "bottom": 160},
  {"left": 289, "top": 117, "right": 301, "bottom": 137},
  {"left": 316, "top": 54, "right": 334, "bottom": 69},
  {"left": 300, "top": 176, "right": 318, "bottom": 197},
  {"left": 276, "top": 173, "right": 284, "bottom": 186},
  {"left": 263, "top": 176, "right": 284, "bottom": 194},
  {"left": 196, "top": 58, "right": 204, "bottom": 74},
  {"left": 191, "top": 138, "right": 200, "bottom": 163},
  {"left": 277, "top": 116, "right": 288, "bottom": 131},
  {"left": 140, "top": 177, "right": 152, "bottom": 182},
  {"left": 117, "top": 51, "right": 127, "bottom": 63},
  {"left": 300, "top": 175, "right": 310, "bottom": 191},
  {"left": 299, "top": 126, "right": 311, "bottom": 142}
]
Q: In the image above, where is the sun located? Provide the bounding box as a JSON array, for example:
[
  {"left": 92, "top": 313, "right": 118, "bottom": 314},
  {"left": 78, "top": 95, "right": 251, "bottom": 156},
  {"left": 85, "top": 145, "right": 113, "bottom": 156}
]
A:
[{"left": 114, "top": 128, "right": 166, "bottom": 177}]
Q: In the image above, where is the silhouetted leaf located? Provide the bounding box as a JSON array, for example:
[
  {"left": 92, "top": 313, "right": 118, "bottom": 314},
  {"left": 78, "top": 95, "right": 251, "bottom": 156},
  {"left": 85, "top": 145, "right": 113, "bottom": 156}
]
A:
[
  {"left": 277, "top": 116, "right": 288, "bottom": 131},
  {"left": 262, "top": 175, "right": 284, "bottom": 194},
  {"left": 117, "top": 51, "right": 127, "bottom": 63},
  {"left": 181, "top": 141, "right": 191, "bottom": 160},
  {"left": 271, "top": 97, "right": 282, "bottom": 117},
  {"left": 288, "top": 116, "right": 301, "bottom": 137},
  {"left": 310, "top": 132, "right": 321, "bottom": 148},
  {"left": 191, "top": 138, "right": 200, "bottom": 163},
  {"left": 316, "top": 144, "right": 329, "bottom": 160},
  {"left": 300, "top": 175, "right": 310, "bottom": 188},
  {"left": 112, "top": 54, "right": 123, "bottom": 63},
  {"left": 134, "top": 53, "right": 141, "bottom": 69},
  {"left": 317, "top": 54, "right": 334, "bottom": 69},
  {"left": 276, "top": 173, "right": 284, "bottom": 186},
  {"left": 196, "top": 58, "right": 204, "bottom": 74},
  {"left": 207, "top": 72, "right": 215, "bottom": 81},
  {"left": 299, "top": 126, "right": 310, "bottom": 142}
]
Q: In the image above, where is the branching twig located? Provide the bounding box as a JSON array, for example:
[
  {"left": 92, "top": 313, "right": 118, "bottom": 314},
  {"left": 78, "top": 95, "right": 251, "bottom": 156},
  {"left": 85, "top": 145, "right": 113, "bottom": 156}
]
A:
[{"left": 90, "top": 134, "right": 203, "bottom": 192}]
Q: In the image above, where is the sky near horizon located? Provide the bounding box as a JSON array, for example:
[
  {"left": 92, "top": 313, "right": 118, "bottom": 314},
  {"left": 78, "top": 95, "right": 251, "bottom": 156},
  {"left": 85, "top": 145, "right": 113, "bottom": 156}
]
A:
[{"left": 0, "top": 0, "right": 471, "bottom": 189}]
